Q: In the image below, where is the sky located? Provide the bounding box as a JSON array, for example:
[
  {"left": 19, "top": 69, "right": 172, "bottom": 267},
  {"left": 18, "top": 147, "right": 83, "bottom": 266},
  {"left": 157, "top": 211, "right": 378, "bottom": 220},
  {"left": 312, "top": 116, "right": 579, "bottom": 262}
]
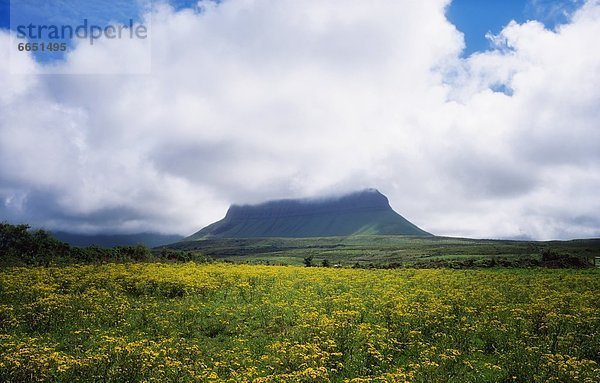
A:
[{"left": 0, "top": 0, "right": 599, "bottom": 240}]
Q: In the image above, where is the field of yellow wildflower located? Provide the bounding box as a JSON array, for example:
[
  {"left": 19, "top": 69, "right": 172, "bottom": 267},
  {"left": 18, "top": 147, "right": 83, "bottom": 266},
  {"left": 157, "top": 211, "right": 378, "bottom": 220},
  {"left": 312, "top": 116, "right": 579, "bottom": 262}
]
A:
[{"left": 0, "top": 263, "right": 598, "bottom": 382}]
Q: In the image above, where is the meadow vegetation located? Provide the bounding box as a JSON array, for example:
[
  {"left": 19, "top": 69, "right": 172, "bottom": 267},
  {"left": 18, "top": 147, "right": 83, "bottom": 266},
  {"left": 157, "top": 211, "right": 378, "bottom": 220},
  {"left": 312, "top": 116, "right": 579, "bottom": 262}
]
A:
[
  {"left": 171, "top": 236, "right": 599, "bottom": 269},
  {"left": 1, "top": 263, "right": 599, "bottom": 382}
]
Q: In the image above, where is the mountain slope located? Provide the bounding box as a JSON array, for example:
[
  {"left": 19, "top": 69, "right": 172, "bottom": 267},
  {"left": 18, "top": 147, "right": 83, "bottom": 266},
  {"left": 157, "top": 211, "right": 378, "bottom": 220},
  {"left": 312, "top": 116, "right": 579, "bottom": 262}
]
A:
[
  {"left": 51, "top": 232, "right": 184, "bottom": 248},
  {"left": 186, "top": 189, "right": 431, "bottom": 240}
]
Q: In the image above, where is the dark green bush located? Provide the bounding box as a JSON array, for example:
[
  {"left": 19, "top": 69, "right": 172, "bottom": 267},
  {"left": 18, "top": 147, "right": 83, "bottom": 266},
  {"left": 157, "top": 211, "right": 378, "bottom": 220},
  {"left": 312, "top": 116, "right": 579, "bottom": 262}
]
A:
[
  {"left": 540, "top": 249, "right": 591, "bottom": 268},
  {"left": 1, "top": 222, "right": 158, "bottom": 266},
  {"left": 1, "top": 223, "right": 71, "bottom": 266}
]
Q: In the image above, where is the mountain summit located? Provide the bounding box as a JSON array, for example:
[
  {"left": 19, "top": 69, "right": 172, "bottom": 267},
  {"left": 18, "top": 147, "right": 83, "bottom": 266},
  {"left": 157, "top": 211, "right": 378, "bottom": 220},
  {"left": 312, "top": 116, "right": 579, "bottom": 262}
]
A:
[{"left": 186, "top": 189, "right": 431, "bottom": 239}]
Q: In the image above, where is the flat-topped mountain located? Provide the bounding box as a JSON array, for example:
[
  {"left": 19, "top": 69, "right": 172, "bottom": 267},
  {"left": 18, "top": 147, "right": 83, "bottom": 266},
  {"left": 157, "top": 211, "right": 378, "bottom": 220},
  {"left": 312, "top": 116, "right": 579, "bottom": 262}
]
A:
[{"left": 186, "top": 189, "right": 431, "bottom": 240}]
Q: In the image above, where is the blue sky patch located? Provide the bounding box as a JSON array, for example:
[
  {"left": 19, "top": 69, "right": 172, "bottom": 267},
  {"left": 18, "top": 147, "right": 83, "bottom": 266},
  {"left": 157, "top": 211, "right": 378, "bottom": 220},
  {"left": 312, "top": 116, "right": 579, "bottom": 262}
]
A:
[
  {"left": 448, "top": 0, "right": 586, "bottom": 57},
  {"left": 5, "top": 0, "right": 151, "bottom": 62}
]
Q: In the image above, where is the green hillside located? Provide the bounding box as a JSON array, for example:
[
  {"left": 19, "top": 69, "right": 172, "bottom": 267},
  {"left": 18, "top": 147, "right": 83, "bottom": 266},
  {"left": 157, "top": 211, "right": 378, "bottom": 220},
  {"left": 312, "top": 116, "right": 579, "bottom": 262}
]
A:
[{"left": 187, "top": 189, "right": 430, "bottom": 240}]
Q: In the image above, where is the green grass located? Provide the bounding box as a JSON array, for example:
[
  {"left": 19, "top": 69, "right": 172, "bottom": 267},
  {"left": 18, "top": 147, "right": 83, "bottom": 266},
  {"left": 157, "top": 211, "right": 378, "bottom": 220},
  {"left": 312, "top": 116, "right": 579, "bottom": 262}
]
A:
[{"left": 167, "top": 236, "right": 600, "bottom": 268}]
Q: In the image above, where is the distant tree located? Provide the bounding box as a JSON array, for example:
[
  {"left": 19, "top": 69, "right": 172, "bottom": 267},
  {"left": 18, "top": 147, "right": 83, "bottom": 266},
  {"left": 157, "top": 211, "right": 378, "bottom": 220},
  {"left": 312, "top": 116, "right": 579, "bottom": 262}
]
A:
[
  {"left": 321, "top": 259, "right": 330, "bottom": 267},
  {"left": 303, "top": 255, "right": 313, "bottom": 267},
  {"left": 115, "top": 244, "right": 152, "bottom": 261},
  {"left": 0, "top": 223, "right": 30, "bottom": 253},
  {"left": 0, "top": 222, "right": 71, "bottom": 266},
  {"left": 159, "top": 248, "right": 211, "bottom": 263},
  {"left": 540, "top": 248, "right": 591, "bottom": 268},
  {"left": 77, "top": 244, "right": 110, "bottom": 263}
]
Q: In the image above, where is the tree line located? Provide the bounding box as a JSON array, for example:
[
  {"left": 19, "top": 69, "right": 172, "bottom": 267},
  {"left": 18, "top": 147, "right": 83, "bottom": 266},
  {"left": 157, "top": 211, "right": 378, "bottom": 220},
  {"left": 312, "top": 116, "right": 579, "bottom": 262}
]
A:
[{"left": 0, "top": 223, "right": 208, "bottom": 266}]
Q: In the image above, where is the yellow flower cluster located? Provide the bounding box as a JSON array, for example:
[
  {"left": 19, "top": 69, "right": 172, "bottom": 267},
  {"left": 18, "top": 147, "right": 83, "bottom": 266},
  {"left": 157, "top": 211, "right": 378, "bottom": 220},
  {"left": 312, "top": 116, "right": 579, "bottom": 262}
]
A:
[{"left": 0, "top": 263, "right": 598, "bottom": 382}]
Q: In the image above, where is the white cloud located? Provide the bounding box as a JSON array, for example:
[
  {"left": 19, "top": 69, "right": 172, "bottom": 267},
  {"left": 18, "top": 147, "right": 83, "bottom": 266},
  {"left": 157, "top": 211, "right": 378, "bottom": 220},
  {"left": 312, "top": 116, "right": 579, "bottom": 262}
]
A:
[{"left": 0, "top": 0, "right": 599, "bottom": 239}]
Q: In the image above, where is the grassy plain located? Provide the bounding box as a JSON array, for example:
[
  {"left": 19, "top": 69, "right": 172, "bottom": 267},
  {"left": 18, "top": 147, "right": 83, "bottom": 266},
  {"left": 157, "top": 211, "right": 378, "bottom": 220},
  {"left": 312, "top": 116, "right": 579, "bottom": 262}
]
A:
[
  {"left": 1, "top": 263, "right": 599, "bottom": 382},
  {"left": 168, "top": 236, "right": 600, "bottom": 267}
]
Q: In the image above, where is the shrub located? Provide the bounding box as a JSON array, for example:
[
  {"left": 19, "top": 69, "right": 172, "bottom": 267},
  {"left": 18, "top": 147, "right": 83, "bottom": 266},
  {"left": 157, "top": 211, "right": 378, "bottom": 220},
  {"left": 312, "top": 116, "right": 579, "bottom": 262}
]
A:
[
  {"left": 540, "top": 249, "right": 591, "bottom": 268},
  {"left": 0, "top": 223, "right": 71, "bottom": 266},
  {"left": 303, "top": 255, "right": 314, "bottom": 267}
]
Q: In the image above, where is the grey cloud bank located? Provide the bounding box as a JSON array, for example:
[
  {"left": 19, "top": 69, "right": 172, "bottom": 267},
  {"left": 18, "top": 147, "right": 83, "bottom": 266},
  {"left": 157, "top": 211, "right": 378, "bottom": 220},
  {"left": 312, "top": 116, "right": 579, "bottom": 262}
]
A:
[{"left": 0, "top": 0, "right": 599, "bottom": 240}]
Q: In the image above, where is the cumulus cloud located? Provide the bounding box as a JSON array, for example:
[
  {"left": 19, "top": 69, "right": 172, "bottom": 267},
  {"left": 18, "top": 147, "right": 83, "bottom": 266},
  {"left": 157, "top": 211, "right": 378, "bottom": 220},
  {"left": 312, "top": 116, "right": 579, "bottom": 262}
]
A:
[{"left": 0, "top": 0, "right": 598, "bottom": 239}]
